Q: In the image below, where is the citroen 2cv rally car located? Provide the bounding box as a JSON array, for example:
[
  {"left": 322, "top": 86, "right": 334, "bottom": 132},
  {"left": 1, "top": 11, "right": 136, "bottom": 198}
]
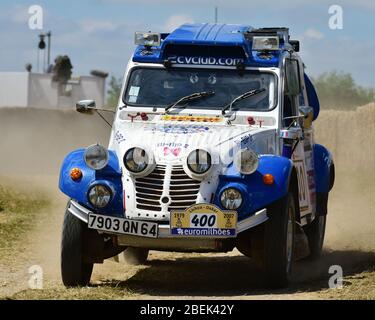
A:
[{"left": 59, "top": 23, "right": 335, "bottom": 288}]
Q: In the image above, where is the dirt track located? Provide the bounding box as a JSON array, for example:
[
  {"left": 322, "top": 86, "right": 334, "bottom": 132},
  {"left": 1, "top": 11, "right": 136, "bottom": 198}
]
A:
[{"left": 1, "top": 106, "right": 375, "bottom": 299}]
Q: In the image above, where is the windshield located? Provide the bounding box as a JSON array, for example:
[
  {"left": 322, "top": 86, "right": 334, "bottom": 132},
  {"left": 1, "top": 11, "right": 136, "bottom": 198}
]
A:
[{"left": 123, "top": 68, "right": 277, "bottom": 111}]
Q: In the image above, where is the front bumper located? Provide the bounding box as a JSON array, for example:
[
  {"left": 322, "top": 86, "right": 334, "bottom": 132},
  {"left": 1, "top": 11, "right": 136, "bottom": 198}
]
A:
[{"left": 67, "top": 200, "right": 268, "bottom": 251}]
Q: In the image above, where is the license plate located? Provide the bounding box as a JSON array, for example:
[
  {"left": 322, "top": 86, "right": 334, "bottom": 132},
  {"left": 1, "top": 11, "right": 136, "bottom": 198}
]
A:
[
  {"left": 170, "top": 204, "right": 237, "bottom": 237},
  {"left": 88, "top": 213, "right": 158, "bottom": 238}
]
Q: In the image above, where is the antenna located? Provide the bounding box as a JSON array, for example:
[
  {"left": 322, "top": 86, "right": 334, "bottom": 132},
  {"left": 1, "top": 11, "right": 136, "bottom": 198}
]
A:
[{"left": 215, "top": 6, "right": 218, "bottom": 23}]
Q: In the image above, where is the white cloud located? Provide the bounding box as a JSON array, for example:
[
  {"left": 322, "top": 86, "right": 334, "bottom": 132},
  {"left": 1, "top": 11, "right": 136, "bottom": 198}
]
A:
[
  {"left": 303, "top": 28, "right": 325, "bottom": 40},
  {"left": 80, "top": 20, "right": 117, "bottom": 33},
  {"left": 164, "top": 14, "right": 194, "bottom": 32}
]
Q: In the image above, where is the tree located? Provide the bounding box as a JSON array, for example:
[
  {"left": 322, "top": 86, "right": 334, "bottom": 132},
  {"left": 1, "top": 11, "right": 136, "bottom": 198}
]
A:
[
  {"left": 107, "top": 76, "right": 122, "bottom": 109},
  {"left": 312, "top": 71, "right": 375, "bottom": 110}
]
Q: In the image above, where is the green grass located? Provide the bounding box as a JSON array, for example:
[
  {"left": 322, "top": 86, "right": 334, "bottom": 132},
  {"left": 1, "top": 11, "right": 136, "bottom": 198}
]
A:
[
  {"left": 0, "top": 183, "right": 50, "bottom": 259},
  {"left": 8, "top": 285, "right": 137, "bottom": 300}
]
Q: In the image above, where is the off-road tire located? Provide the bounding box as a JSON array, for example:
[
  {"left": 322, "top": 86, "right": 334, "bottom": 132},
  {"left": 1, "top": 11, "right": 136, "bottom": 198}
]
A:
[
  {"left": 61, "top": 207, "right": 93, "bottom": 287},
  {"left": 123, "top": 247, "right": 149, "bottom": 265},
  {"left": 304, "top": 214, "right": 327, "bottom": 259},
  {"left": 263, "top": 192, "right": 296, "bottom": 288}
]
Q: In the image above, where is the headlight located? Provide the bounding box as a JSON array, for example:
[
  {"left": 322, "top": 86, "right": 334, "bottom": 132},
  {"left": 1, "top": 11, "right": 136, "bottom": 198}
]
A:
[
  {"left": 234, "top": 149, "right": 259, "bottom": 175},
  {"left": 84, "top": 144, "right": 109, "bottom": 170},
  {"left": 220, "top": 188, "right": 243, "bottom": 210},
  {"left": 88, "top": 184, "right": 111, "bottom": 208},
  {"left": 124, "top": 147, "right": 148, "bottom": 173},
  {"left": 187, "top": 149, "right": 212, "bottom": 174}
]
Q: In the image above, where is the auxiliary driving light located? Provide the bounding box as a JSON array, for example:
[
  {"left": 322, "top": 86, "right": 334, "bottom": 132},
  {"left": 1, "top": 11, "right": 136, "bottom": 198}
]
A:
[
  {"left": 88, "top": 184, "right": 112, "bottom": 208},
  {"left": 124, "top": 147, "right": 149, "bottom": 173},
  {"left": 220, "top": 188, "right": 243, "bottom": 210},
  {"left": 187, "top": 149, "right": 212, "bottom": 175},
  {"left": 252, "top": 36, "right": 280, "bottom": 51},
  {"left": 234, "top": 149, "right": 259, "bottom": 175},
  {"left": 84, "top": 144, "right": 109, "bottom": 170},
  {"left": 134, "top": 32, "right": 161, "bottom": 47}
]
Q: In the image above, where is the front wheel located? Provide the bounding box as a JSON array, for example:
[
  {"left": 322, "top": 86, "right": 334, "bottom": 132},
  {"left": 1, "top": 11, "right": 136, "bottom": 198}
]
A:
[
  {"left": 61, "top": 208, "right": 93, "bottom": 287},
  {"left": 263, "top": 192, "right": 296, "bottom": 288}
]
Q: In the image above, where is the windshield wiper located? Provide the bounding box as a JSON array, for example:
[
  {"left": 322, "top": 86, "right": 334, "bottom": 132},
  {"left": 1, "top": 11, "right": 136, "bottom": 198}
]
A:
[
  {"left": 165, "top": 91, "right": 215, "bottom": 113},
  {"left": 221, "top": 88, "right": 266, "bottom": 115}
]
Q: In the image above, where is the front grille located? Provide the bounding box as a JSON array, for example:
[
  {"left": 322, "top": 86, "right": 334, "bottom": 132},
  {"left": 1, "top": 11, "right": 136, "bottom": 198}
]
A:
[
  {"left": 135, "top": 165, "right": 201, "bottom": 212},
  {"left": 168, "top": 166, "right": 200, "bottom": 210},
  {"left": 135, "top": 165, "right": 165, "bottom": 212}
]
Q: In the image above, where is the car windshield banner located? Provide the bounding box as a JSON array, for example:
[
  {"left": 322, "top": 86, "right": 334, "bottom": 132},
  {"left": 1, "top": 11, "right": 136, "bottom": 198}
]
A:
[{"left": 169, "top": 55, "right": 245, "bottom": 66}]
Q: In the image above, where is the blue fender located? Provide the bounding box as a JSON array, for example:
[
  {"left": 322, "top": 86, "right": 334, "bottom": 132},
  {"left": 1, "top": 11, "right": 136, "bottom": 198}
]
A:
[
  {"left": 213, "top": 155, "right": 294, "bottom": 221},
  {"left": 314, "top": 144, "right": 334, "bottom": 193},
  {"left": 59, "top": 149, "right": 123, "bottom": 217}
]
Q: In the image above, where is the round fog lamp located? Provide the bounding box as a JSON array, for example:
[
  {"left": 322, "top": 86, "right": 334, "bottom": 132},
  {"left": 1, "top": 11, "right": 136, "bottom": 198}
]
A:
[
  {"left": 88, "top": 185, "right": 111, "bottom": 208},
  {"left": 220, "top": 188, "right": 243, "bottom": 210}
]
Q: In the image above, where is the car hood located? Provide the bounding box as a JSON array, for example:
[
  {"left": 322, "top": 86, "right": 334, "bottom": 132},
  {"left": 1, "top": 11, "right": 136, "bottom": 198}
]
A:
[{"left": 109, "top": 120, "right": 275, "bottom": 167}]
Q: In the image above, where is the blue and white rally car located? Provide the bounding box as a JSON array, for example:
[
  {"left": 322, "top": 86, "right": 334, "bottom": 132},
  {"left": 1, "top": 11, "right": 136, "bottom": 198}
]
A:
[{"left": 59, "top": 24, "right": 335, "bottom": 288}]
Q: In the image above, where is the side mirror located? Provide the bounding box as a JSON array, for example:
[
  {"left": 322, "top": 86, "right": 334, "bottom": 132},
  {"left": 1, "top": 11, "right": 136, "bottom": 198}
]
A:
[
  {"left": 76, "top": 100, "right": 96, "bottom": 113},
  {"left": 289, "top": 40, "right": 300, "bottom": 52},
  {"left": 299, "top": 106, "right": 314, "bottom": 128}
]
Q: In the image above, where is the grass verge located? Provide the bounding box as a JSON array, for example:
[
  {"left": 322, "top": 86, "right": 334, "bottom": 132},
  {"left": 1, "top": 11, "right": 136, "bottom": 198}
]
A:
[{"left": 0, "top": 183, "right": 50, "bottom": 260}]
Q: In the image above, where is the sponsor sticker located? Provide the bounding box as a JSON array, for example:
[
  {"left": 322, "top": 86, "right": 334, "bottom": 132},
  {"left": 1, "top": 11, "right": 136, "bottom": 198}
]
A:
[{"left": 169, "top": 56, "right": 245, "bottom": 67}]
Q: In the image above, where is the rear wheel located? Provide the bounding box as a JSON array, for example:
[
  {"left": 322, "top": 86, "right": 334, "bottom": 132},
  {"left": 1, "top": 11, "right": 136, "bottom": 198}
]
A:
[
  {"left": 263, "top": 192, "right": 296, "bottom": 288},
  {"left": 304, "top": 214, "right": 326, "bottom": 259},
  {"left": 123, "top": 247, "right": 149, "bottom": 265},
  {"left": 61, "top": 208, "right": 93, "bottom": 287}
]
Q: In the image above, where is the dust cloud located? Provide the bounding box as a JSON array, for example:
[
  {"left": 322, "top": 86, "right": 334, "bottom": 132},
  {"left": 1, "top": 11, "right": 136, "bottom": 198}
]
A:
[
  {"left": 0, "top": 107, "right": 113, "bottom": 292},
  {"left": 314, "top": 103, "right": 375, "bottom": 251},
  {"left": 0, "top": 107, "right": 112, "bottom": 176}
]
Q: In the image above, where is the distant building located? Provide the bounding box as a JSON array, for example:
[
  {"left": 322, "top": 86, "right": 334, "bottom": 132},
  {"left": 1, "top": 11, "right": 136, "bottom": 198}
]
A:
[{"left": 0, "top": 71, "right": 107, "bottom": 109}]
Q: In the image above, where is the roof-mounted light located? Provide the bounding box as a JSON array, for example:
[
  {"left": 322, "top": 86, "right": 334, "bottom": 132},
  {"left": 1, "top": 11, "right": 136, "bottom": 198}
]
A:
[
  {"left": 134, "top": 32, "right": 161, "bottom": 47},
  {"left": 252, "top": 36, "right": 280, "bottom": 51}
]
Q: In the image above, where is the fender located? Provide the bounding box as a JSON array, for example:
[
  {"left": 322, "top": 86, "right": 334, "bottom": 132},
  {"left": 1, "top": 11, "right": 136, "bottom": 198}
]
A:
[
  {"left": 214, "top": 155, "right": 294, "bottom": 220},
  {"left": 314, "top": 144, "right": 334, "bottom": 193},
  {"left": 59, "top": 148, "right": 123, "bottom": 216}
]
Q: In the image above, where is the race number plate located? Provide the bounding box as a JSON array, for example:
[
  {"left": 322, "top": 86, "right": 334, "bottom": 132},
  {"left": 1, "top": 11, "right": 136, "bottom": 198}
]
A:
[
  {"left": 170, "top": 204, "right": 237, "bottom": 237},
  {"left": 88, "top": 213, "right": 158, "bottom": 238}
]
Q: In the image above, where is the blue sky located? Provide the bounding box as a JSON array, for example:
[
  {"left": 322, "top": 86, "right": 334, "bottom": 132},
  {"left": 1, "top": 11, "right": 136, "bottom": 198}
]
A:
[{"left": 1, "top": 0, "right": 375, "bottom": 87}]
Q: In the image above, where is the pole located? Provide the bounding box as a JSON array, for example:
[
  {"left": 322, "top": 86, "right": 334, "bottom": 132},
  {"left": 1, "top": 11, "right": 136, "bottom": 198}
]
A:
[
  {"left": 215, "top": 6, "right": 218, "bottom": 23},
  {"left": 37, "top": 49, "right": 40, "bottom": 73},
  {"left": 43, "top": 48, "right": 46, "bottom": 73},
  {"left": 47, "top": 31, "right": 51, "bottom": 69}
]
